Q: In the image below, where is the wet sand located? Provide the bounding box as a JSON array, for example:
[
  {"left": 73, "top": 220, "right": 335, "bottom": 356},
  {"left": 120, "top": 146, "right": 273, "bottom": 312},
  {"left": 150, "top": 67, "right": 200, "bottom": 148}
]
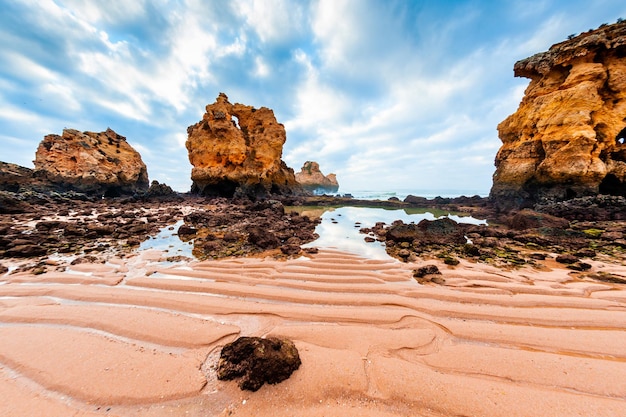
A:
[{"left": 1, "top": 248, "right": 625, "bottom": 416}]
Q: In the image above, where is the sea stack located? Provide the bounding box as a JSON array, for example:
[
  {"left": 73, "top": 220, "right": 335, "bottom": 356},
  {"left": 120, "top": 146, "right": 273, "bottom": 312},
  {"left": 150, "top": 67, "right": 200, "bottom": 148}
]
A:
[
  {"left": 185, "top": 93, "right": 302, "bottom": 198},
  {"left": 34, "top": 128, "right": 149, "bottom": 196},
  {"left": 295, "top": 161, "right": 339, "bottom": 194},
  {"left": 491, "top": 20, "right": 626, "bottom": 209}
]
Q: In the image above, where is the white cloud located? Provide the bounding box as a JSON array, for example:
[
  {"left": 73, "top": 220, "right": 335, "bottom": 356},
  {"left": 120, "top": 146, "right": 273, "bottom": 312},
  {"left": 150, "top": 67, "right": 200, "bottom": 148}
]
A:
[
  {"left": 0, "top": 105, "right": 42, "bottom": 125},
  {"left": 253, "top": 56, "right": 270, "bottom": 77},
  {"left": 3, "top": 0, "right": 626, "bottom": 195},
  {"left": 1, "top": 51, "right": 58, "bottom": 83},
  {"left": 41, "top": 82, "right": 82, "bottom": 112},
  {"left": 285, "top": 49, "right": 352, "bottom": 131},
  {"left": 55, "top": 0, "right": 148, "bottom": 25},
  {"left": 311, "top": 0, "right": 360, "bottom": 70},
  {"left": 236, "top": 0, "right": 307, "bottom": 44}
]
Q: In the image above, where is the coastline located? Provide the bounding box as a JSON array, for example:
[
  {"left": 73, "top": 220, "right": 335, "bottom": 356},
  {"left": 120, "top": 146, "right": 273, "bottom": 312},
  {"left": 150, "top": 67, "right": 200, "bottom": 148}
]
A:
[{"left": 1, "top": 197, "right": 625, "bottom": 416}]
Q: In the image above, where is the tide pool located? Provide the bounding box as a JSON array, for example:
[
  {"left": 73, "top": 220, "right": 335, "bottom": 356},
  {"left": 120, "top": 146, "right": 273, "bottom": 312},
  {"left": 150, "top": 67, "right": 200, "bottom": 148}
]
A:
[
  {"left": 140, "top": 206, "right": 486, "bottom": 261},
  {"left": 292, "top": 206, "right": 486, "bottom": 259}
]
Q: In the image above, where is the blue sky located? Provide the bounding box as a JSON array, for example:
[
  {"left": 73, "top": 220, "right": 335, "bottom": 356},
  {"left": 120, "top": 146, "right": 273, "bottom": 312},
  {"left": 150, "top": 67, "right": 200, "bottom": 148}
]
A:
[{"left": 1, "top": 0, "right": 625, "bottom": 194}]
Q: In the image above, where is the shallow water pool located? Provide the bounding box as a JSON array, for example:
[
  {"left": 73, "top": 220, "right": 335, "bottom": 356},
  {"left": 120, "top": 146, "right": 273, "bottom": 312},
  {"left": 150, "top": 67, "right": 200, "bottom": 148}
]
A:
[
  {"left": 294, "top": 206, "right": 486, "bottom": 260},
  {"left": 139, "top": 220, "right": 195, "bottom": 259},
  {"left": 139, "top": 207, "right": 486, "bottom": 261}
]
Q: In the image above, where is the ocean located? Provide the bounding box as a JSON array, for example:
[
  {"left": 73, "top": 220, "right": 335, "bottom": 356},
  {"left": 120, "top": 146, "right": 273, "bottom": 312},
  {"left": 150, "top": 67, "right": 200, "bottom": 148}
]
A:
[{"left": 332, "top": 189, "right": 490, "bottom": 200}]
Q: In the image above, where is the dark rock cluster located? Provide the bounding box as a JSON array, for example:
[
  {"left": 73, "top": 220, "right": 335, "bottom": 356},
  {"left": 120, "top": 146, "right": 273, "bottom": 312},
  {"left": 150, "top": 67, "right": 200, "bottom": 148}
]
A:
[
  {"left": 179, "top": 199, "right": 320, "bottom": 259},
  {"left": 364, "top": 209, "right": 626, "bottom": 270},
  {"left": 216, "top": 336, "right": 301, "bottom": 391},
  {"left": 0, "top": 195, "right": 325, "bottom": 274},
  {"left": 0, "top": 200, "right": 183, "bottom": 266}
]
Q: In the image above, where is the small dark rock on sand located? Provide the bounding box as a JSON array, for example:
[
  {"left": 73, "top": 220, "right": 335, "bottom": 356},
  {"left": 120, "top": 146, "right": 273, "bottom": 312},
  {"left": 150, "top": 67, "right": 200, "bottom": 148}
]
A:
[
  {"left": 413, "top": 265, "right": 441, "bottom": 278},
  {"left": 217, "top": 336, "right": 301, "bottom": 391}
]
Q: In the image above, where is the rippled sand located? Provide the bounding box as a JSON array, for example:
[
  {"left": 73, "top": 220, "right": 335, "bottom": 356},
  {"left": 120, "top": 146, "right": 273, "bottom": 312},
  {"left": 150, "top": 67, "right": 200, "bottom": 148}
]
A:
[{"left": 1, "top": 249, "right": 625, "bottom": 416}]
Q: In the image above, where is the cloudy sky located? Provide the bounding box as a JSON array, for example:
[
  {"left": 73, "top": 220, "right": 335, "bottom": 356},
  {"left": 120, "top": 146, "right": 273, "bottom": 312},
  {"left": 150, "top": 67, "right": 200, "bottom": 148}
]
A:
[{"left": 1, "top": 0, "right": 625, "bottom": 195}]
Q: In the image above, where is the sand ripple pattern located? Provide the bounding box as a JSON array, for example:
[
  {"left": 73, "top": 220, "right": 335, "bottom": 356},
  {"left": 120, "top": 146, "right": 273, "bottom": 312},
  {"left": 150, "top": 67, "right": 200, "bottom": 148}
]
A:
[{"left": 1, "top": 249, "right": 626, "bottom": 416}]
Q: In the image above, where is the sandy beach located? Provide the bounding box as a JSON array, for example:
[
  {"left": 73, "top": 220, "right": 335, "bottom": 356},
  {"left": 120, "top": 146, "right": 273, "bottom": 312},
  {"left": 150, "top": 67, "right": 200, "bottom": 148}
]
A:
[{"left": 1, "top": 243, "right": 625, "bottom": 416}]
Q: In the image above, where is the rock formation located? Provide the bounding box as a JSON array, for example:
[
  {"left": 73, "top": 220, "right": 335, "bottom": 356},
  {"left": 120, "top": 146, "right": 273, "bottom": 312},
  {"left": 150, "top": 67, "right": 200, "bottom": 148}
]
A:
[
  {"left": 295, "top": 161, "right": 339, "bottom": 193},
  {"left": 216, "top": 336, "right": 301, "bottom": 391},
  {"left": 0, "top": 162, "right": 37, "bottom": 192},
  {"left": 34, "top": 128, "right": 149, "bottom": 196},
  {"left": 491, "top": 20, "right": 626, "bottom": 209},
  {"left": 186, "top": 93, "right": 302, "bottom": 198}
]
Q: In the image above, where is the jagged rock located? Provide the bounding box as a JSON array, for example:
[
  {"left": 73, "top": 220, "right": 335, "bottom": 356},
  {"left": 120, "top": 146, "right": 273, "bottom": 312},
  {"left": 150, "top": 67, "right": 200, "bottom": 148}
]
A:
[
  {"left": 535, "top": 195, "right": 626, "bottom": 220},
  {"left": 186, "top": 93, "right": 302, "bottom": 198},
  {"left": 34, "top": 128, "right": 149, "bottom": 196},
  {"left": 413, "top": 265, "right": 442, "bottom": 278},
  {"left": 507, "top": 209, "right": 570, "bottom": 230},
  {"left": 216, "top": 336, "right": 301, "bottom": 391},
  {"left": 295, "top": 161, "right": 339, "bottom": 194},
  {"left": 246, "top": 226, "right": 280, "bottom": 249},
  {"left": 0, "top": 190, "right": 32, "bottom": 214},
  {"left": 556, "top": 254, "right": 579, "bottom": 264},
  {"left": 492, "top": 20, "right": 626, "bottom": 209},
  {"left": 146, "top": 180, "right": 174, "bottom": 196},
  {"left": 386, "top": 218, "right": 466, "bottom": 245},
  {"left": 0, "top": 162, "right": 36, "bottom": 192},
  {"left": 5, "top": 244, "right": 48, "bottom": 258},
  {"left": 143, "top": 180, "right": 182, "bottom": 202},
  {"left": 404, "top": 195, "right": 430, "bottom": 205}
]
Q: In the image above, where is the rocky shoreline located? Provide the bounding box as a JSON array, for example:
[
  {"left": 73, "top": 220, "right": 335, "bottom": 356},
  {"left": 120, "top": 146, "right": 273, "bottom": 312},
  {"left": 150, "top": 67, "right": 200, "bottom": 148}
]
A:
[{"left": 2, "top": 187, "right": 626, "bottom": 286}]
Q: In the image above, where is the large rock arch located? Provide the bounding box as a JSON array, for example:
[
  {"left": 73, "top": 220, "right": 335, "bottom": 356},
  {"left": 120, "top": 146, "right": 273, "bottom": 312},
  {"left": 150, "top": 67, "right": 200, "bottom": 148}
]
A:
[{"left": 186, "top": 93, "right": 302, "bottom": 198}]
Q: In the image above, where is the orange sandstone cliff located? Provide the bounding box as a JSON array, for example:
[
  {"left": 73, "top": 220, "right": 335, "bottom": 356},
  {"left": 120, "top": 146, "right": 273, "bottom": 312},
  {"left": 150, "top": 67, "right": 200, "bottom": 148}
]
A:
[
  {"left": 491, "top": 20, "right": 626, "bottom": 208},
  {"left": 34, "top": 128, "right": 149, "bottom": 196},
  {"left": 295, "top": 161, "right": 339, "bottom": 193},
  {"left": 186, "top": 93, "right": 302, "bottom": 198}
]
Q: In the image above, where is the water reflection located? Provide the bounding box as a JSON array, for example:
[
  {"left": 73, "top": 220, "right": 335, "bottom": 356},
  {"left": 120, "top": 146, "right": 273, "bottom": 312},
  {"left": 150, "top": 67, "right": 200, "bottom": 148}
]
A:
[
  {"left": 140, "top": 207, "right": 487, "bottom": 261},
  {"left": 139, "top": 220, "right": 194, "bottom": 258},
  {"left": 294, "top": 206, "right": 486, "bottom": 260}
]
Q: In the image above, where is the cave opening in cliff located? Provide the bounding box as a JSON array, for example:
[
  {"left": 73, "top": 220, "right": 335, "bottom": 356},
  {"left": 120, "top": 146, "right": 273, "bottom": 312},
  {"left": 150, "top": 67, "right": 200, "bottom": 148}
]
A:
[
  {"left": 103, "top": 187, "right": 121, "bottom": 198},
  {"left": 617, "top": 127, "right": 626, "bottom": 144},
  {"left": 196, "top": 180, "right": 238, "bottom": 197},
  {"left": 599, "top": 174, "right": 626, "bottom": 196}
]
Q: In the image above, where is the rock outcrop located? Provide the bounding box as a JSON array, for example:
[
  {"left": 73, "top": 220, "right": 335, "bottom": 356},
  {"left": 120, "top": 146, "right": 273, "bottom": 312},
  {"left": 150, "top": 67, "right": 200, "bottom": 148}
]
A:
[
  {"left": 34, "top": 128, "right": 149, "bottom": 196},
  {"left": 491, "top": 20, "right": 626, "bottom": 209},
  {"left": 217, "top": 336, "right": 301, "bottom": 391},
  {"left": 186, "top": 93, "right": 302, "bottom": 198},
  {"left": 0, "top": 162, "right": 36, "bottom": 192},
  {"left": 295, "top": 161, "right": 339, "bottom": 194}
]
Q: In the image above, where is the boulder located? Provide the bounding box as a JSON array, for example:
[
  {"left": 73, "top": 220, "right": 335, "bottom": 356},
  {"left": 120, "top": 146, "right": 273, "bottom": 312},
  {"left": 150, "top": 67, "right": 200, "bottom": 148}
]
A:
[
  {"left": 34, "top": 128, "right": 149, "bottom": 196},
  {"left": 0, "top": 162, "right": 37, "bottom": 192},
  {"left": 216, "top": 336, "right": 301, "bottom": 391},
  {"left": 507, "top": 209, "right": 570, "bottom": 230},
  {"left": 146, "top": 180, "right": 175, "bottom": 196},
  {"left": 295, "top": 161, "right": 339, "bottom": 193},
  {"left": 386, "top": 218, "right": 466, "bottom": 245},
  {"left": 0, "top": 190, "right": 31, "bottom": 214},
  {"left": 186, "top": 93, "right": 302, "bottom": 198},
  {"left": 491, "top": 20, "right": 626, "bottom": 209}
]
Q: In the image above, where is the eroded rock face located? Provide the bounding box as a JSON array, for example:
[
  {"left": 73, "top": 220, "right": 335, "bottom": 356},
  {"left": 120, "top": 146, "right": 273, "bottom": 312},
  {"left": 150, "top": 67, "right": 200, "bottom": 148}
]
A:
[
  {"left": 295, "top": 161, "right": 339, "bottom": 193},
  {"left": 34, "top": 128, "right": 149, "bottom": 196},
  {"left": 186, "top": 93, "right": 301, "bottom": 198},
  {"left": 0, "top": 162, "right": 36, "bottom": 192},
  {"left": 491, "top": 20, "right": 626, "bottom": 209},
  {"left": 216, "top": 336, "right": 301, "bottom": 391}
]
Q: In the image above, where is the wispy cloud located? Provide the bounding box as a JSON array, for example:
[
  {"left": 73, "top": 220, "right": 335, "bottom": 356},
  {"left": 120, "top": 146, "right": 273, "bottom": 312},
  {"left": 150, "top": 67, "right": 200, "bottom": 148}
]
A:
[{"left": 1, "top": 0, "right": 625, "bottom": 193}]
